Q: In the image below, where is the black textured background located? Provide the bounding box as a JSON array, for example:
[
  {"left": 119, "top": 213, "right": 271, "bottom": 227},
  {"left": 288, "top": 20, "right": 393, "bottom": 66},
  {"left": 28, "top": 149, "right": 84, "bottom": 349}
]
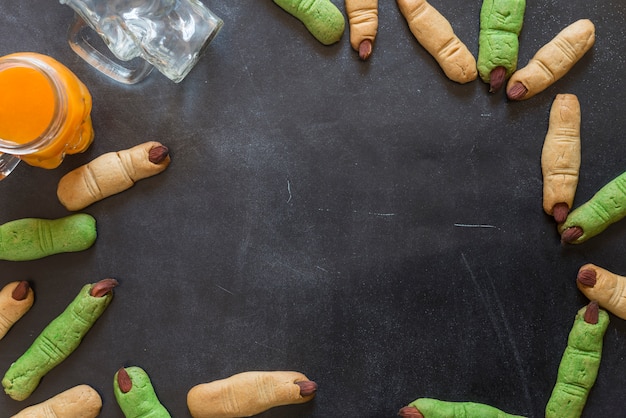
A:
[{"left": 1, "top": 1, "right": 626, "bottom": 417}]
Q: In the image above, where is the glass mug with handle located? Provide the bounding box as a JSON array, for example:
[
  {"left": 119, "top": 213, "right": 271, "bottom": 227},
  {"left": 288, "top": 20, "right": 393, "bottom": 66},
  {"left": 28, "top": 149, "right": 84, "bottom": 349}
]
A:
[
  {"left": 0, "top": 52, "right": 94, "bottom": 180},
  {"left": 59, "top": 0, "right": 224, "bottom": 84}
]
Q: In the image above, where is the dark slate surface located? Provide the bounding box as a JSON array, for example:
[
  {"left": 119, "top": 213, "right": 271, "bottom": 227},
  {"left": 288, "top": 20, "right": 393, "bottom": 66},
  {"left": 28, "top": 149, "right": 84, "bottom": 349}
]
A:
[{"left": 1, "top": 1, "right": 626, "bottom": 417}]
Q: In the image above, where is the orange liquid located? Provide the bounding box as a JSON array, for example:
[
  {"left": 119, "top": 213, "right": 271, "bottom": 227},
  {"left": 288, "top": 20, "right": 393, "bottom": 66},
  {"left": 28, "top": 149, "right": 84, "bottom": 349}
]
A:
[
  {"left": 0, "top": 53, "right": 94, "bottom": 169},
  {"left": 0, "top": 67, "right": 56, "bottom": 143}
]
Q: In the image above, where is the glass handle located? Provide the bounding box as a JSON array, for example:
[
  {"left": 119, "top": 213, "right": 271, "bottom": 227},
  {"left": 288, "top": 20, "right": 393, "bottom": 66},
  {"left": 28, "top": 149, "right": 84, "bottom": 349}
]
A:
[
  {"left": 67, "top": 14, "right": 154, "bottom": 84},
  {"left": 0, "top": 153, "right": 21, "bottom": 181}
]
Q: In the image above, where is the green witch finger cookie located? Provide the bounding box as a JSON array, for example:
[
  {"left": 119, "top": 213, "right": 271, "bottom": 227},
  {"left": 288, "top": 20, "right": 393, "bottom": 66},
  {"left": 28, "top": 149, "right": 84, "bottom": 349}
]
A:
[
  {"left": 114, "top": 366, "right": 171, "bottom": 418},
  {"left": 545, "top": 301, "right": 609, "bottom": 418},
  {"left": 398, "top": 398, "right": 526, "bottom": 417},
  {"left": 477, "top": 0, "right": 526, "bottom": 92},
  {"left": 2, "top": 278, "right": 118, "bottom": 401},
  {"left": 273, "top": 0, "right": 345, "bottom": 45},
  {"left": 560, "top": 170, "right": 626, "bottom": 244},
  {"left": 0, "top": 213, "right": 96, "bottom": 261}
]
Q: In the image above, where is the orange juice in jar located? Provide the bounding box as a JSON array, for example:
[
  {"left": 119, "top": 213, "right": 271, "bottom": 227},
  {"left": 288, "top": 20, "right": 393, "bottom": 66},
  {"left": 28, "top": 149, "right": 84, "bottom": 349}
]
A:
[{"left": 0, "top": 52, "right": 94, "bottom": 178}]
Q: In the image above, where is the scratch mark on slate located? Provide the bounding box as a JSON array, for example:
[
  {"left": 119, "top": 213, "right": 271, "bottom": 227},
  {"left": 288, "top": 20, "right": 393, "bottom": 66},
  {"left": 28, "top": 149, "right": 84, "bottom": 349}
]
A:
[
  {"left": 215, "top": 285, "right": 235, "bottom": 295},
  {"left": 317, "top": 208, "right": 396, "bottom": 217},
  {"left": 461, "top": 253, "right": 532, "bottom": 407},
  {"left": 273, "top": 259, "right": 307, "bottom": 277},
  {"left": 461, "top": 252, "right": 491, "bottom": 314},
  {"left": 454, "top": 223, "right": 497, "bottom": 228},
  {"left": 287, "top": 179, "right": 293, "bottom": 203},
  {"left": 485, "top": 270, "right": 532, "bottom": 406}
]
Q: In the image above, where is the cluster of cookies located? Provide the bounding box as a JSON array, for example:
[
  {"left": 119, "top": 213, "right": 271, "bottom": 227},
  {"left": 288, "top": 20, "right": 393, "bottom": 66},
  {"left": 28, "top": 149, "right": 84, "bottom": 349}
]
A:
[
  {"left": 274, "top": 0, "right": 594, "bottom": 100},
  {"left": 0, "top": 141, "right": 319, "bottom": 416},
  {"left": 1, "top": 0, "right": 624, "bottom": 417},
  {"left": 274, "top": 0, "right": 625, "bottom": 417}
]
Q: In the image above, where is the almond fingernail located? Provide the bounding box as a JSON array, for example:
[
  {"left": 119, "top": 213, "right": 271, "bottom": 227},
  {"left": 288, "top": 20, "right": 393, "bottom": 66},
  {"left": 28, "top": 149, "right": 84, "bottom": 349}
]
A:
[
  {"left": 561, "top": 226, "right": 584, "bottom": 244},
  {"left": 489, "top": 66, "right": 506, "bottom": 93},
  {"left": 552, "top": 202, "right": 570, "bottom": 224},
  {"left": 296, "top": 380, "right": 317, "bottom": 397},
  {"left": 507, "top": 81, "right": 528, "bottom": 100},
  {"left": 359, "top": 39, "right": 373, "bottom": 61},
  {"left": 11, "top": 281, "right": 30, "bottom": 301},
  {"left": 148, "top": 145, "right": 170, "bottom": 164},
  {"left": 584, "top": 301, "right": 599, "bottom": 324},
  {"left": 90, "top": 278, "right": 119, "bottom": 297},
  {"left": 398, "top": 406, "right": 424, "bottom": 418},
  {"left": 577, "top": 269, "right": 597, "bottom": 287},
  {"left": 117, "top": 367, "right": 132, "bottom": 393}
]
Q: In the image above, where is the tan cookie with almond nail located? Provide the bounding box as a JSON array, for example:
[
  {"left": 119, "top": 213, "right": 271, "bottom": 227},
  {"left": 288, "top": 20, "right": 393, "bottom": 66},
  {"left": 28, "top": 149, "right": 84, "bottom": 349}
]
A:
[
  {"left": 577, "top": 263, "right": 626, "bottom": 320},
  {"left": 541, "top": 94, "right": 581, "bottom": 223},
  {"left": 187, "top": 371, "right": 317, "bottom": 418},
  {"left": 397, "top": 0, "right": 477, "bottom": 83},
  {"left": 0, "top": 281, "right": 34, "bottom": 340},
  {"left": 11, "top": 384, "right": 102, "bottom": 418},
  {"left": 346, "top": 0, "right": 378, "bottom": 60},
  {"left": 57, "top": 141, "right": 171, "bottom": 211},
  {"left": 507, "top": 19, "right": 595, "bottom": 100}
]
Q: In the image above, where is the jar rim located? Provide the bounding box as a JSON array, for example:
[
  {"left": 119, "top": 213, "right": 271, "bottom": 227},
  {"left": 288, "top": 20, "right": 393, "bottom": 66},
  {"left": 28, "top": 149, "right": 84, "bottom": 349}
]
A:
[{"left": 0, "top": 54, "right": 67, "bottom": 154}]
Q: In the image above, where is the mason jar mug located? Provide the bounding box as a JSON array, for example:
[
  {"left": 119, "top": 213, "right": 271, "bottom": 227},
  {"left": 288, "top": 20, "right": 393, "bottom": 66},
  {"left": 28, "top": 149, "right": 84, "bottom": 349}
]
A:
[{"left": 0, "top": 52, "right": 94, "bottom": 179}]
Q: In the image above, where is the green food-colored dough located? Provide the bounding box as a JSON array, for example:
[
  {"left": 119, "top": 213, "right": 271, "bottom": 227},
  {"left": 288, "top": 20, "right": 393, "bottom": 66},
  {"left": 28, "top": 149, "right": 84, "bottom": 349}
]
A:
[
  {"left": 477, "top": 0, "right": 526, "bottom": 83},
  {"left": 409, "top": 398, "right": 526, "bottom": 418},
  {"left": 545, "top": 305, "right": 609, "bottom": 418},
  {"left": 558, "top": 170, "right": 626, "bottom": 243},
  {"left": 114, "top": 366, "right": 171, "bottom": 418},
  {"left": 0, "top": 213, "right": 97, "bottom": 261},
  {"left": 273, "top": 0, "right": 345, "bottom": 45},
  {"left": 2, "top": 283, "right": 113, "bottom": 401}
]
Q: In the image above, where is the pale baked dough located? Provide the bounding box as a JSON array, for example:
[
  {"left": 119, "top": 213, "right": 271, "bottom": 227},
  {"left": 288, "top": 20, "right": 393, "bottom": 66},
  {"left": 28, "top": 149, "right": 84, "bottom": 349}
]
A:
[{"left": 12, "top": 384, "right": 102, "bottom": 418}]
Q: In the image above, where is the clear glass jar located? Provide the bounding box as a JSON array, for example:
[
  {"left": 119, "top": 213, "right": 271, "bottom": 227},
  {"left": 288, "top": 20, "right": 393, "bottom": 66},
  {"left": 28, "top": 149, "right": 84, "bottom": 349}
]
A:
[{"left": 61, "top": 0, "right": 224, "bottom": 84}]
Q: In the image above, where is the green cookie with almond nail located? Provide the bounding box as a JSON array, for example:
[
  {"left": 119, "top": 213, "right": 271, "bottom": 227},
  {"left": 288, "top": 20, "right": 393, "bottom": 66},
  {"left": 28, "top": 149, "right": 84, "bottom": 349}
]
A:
[{"left": 273, "top": 0, "right": 345, "bottom": 45}]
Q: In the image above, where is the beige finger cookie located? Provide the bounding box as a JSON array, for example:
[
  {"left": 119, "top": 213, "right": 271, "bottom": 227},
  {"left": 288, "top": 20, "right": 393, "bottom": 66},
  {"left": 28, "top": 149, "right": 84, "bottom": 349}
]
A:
[
  {"left": 12, "top": 384, "right": 102, "bottom": 418},
  {"left": 57, "top": 141, "right": 171, "bottom": 211},
  {"left": 397, "top": 0, "right": 477, "bottom": 83},
  {"left": 346, "top": 0, "right": 378, "bottom": 60},
  {"left": 507, "top": 19, "right": 595, "bottom": 100},
  {"left": 541, "top": 94, "right": 581, "bottom": 223},
  {"left": 187, "top": 371, "right": 317, "bottom": 418},
  {"left": 577, "top": 264, "right": 626, "bottom": 320},
  {"left": 0, "top": 281, "right": 34, "bottom": 340}
]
